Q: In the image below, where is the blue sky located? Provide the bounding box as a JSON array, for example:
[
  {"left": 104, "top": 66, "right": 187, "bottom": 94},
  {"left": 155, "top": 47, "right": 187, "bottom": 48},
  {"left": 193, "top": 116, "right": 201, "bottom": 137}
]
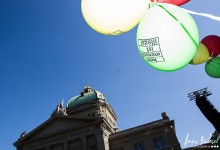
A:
[{"left": 1, "top": 0, "right": 220, "bottom": 149}]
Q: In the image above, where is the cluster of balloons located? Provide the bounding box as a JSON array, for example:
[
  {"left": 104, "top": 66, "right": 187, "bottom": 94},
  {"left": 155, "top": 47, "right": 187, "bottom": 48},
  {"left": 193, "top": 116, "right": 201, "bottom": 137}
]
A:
[
  {"left": 81, "top": 0, "right": 219, "bottom": 77},
  {"left": 81, "top": 0, "right": 191, "bottom": 35},
  {"left": 191, "top": 35, "right": 220, "bottom": 78}
]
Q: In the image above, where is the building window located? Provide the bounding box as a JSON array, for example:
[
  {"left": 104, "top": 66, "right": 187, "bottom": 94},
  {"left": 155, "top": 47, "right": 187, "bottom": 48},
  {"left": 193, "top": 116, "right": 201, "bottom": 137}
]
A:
[
  {"left": 153, "top": 137, "right": 165, "bottom": 149},
  {"left": 90, "top": 144, "right": 97, "bottom": 150},
  {"left": 134, "top": 143, "right": 145, "bottom": 150}
]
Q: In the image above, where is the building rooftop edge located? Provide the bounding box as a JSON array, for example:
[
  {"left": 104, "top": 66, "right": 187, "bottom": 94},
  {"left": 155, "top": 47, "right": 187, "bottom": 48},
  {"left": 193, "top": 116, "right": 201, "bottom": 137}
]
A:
[{"left": 109, "top": 119, "right": 174, "bottom": 140}]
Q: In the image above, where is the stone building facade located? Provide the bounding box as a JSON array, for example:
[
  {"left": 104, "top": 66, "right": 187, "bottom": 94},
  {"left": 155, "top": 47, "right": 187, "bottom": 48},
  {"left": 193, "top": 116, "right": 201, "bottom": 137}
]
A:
[{"left": 14, "top": 86, "right": 181, "bottom": 150}]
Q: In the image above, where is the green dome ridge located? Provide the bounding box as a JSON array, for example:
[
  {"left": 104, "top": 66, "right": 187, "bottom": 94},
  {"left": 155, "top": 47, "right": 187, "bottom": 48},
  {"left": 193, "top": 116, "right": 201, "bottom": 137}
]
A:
[{"left": 67, "top": 90, "right": 105, "bottom": 109}]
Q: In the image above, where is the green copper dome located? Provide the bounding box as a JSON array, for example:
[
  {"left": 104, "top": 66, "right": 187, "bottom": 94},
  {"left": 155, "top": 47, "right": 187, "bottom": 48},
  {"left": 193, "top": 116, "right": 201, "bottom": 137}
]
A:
[{"left": 67, "top": 86, "right": 105, "bottom": 109}]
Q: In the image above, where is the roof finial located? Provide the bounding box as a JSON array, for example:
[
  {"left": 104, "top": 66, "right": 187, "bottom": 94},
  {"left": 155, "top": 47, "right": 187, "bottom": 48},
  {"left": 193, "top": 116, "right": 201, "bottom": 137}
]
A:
[
  {"left": 61, "top": 98, "right": 64, "bottom": 107},
  {"left": 84, "top": 85, "right": 92, "bottom": 93}
]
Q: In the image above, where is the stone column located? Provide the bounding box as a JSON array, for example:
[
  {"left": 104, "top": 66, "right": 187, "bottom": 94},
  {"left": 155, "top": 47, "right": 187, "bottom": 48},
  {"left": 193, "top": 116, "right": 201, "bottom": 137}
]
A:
[
  {"left": 96, "top": 130, "right": 109, "bottom": 150},
  {"left": 81, "top": 136, "right": 87, "bottom": 150},
  {"left": 46, "top": 145, "right": 51, "bottom": 150},
  {"left": 63, "top": 142, "right": 68, "bottom": 150}
]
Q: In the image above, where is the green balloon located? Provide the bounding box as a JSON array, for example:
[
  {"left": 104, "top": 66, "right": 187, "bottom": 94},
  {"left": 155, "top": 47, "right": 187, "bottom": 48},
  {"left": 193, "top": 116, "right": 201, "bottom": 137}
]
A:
[
  {"left": 136, "top": 3, "right": 199, "bottom": 72},
  {"left": 205, "top": 57, "right": 220, "bottom": 78}
]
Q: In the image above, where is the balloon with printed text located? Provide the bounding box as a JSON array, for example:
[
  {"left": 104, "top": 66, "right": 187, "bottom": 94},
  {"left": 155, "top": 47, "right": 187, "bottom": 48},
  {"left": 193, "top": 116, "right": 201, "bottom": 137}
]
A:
[{"left": 137, "top": 3, "right": 199, "bottom": 71}]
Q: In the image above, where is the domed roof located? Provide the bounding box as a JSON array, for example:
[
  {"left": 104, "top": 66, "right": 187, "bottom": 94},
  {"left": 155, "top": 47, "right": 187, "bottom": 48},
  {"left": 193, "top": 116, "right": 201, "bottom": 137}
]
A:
[{"left": 67, "top": 86, "right": 105, "bottom": 109}]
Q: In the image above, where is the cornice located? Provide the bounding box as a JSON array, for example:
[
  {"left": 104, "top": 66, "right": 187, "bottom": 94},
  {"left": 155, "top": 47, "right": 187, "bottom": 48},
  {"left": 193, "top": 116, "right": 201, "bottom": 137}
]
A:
[
  {"left": 105, "top": 103, "right": 117, "bottom": 120},
  {"left": 109, "top": 119, "right": 174, "bottom": 141},
  {"left": 14, "top": 116, "right": 99, "bottom": 146}
]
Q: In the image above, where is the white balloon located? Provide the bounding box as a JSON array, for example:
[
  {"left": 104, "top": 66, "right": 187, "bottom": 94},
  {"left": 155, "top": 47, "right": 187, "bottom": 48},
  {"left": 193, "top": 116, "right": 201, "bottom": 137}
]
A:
[
  {"left": 81, "top": 0, "right": 149, "bottom": 35},
  {"left": 137, "top": 3, "right": 199, "bottom": 71}
]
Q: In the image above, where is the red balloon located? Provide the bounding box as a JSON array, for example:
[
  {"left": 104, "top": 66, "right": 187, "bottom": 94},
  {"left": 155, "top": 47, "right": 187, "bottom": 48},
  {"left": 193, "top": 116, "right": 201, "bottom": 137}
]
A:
[
  {"left": 201, "top": 35, "right": 220, "bottom": 57},
  {"left": 150, "top": 0, "right": 190, "bottom": 6}
]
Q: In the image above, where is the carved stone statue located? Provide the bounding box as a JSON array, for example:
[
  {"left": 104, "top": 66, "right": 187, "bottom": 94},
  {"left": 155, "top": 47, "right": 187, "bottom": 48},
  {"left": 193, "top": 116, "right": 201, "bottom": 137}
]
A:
[
  {"left": 161, "top": 112, "right": 169, "bottom": 120},
  {"left": 51, "top": 100, "right": 67, "bottom": 116},
  {"left": 20, "top": 131, "right": 26, "bottom": 138}
]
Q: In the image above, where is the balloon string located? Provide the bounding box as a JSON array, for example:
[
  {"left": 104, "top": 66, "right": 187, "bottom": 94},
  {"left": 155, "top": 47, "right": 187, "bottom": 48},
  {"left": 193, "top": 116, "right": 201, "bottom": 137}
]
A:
[
  {"left": 181, "top": 8, "right": 220, "bottom": 21},
  {"left": 210, "top": 51, "right": 214, "bottom": 57},
  {"left": 157, "top": 4, "right": 198, "bottom": 49},
  {"left": 157, "top": 2, "right": 220, "bottom": 21}
]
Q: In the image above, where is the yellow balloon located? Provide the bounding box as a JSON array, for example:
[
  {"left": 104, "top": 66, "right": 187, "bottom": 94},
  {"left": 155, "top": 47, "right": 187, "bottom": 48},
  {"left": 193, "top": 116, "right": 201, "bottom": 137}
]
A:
[
  {"left": 81, "top": 0, "right": 149, "bottom": 35},
  {"left": 191, "top": 43, "right": 210, "bottom": 65}
]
